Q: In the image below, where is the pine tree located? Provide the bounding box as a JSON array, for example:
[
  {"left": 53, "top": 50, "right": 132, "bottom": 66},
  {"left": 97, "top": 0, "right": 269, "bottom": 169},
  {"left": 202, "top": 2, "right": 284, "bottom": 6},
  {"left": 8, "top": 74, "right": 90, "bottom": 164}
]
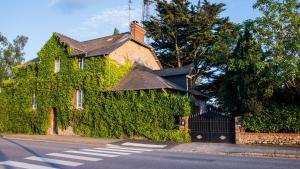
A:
[
  {"left": 218, "top": 23, "right": 268, "bottom": 115},
  {"left": 143, "top": 0, "right": 238, "bottom": 82},
  {"left": 113, "top": 28, "right": 120, "bottom": 35}
]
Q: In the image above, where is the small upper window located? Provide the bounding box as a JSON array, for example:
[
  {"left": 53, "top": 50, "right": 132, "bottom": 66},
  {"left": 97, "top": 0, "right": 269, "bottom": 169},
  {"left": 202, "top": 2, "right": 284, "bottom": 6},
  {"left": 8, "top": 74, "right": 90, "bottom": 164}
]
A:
[
  {"left": 54, "top": 58, "right": 60, "bottom": 73},
  {"left": 76, "top": 90, "right": 83, "bottom": 109},
  {"left": 32, "top": 94, "right": 37, "bottom": 110},
  {"left": 79, "top": 57, "right": 84, "bottom": 70}
]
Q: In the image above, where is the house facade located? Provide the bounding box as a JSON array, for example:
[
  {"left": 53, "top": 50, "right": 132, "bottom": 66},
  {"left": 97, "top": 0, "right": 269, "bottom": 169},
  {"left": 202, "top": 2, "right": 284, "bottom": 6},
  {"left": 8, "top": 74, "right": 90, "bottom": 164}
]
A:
[{"left": 0, "top": 22, "right": 206, "bottom": 142}]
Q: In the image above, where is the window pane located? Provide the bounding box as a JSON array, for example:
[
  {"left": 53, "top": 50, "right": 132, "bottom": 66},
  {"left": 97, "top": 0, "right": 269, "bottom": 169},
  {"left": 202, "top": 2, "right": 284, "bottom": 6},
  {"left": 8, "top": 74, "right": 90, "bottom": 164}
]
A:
[
  {"left": 33, "top": 94, "right": 37, "bottom": 110},
  {"left": 79, "top": 57, "right": 84, "bottom": 70},
  {"left": 77, "top": 90, "right": 83, "bottom": 108},
  {"left": 55, "top": 59, "right": 60, "bottom": 73}
]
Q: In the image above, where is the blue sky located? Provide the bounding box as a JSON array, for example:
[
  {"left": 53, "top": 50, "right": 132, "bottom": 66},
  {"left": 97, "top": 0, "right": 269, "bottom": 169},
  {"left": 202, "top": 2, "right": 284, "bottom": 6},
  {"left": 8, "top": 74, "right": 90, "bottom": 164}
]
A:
[{"left": 0, "top": 0, "right": 261, "bottom": 61}]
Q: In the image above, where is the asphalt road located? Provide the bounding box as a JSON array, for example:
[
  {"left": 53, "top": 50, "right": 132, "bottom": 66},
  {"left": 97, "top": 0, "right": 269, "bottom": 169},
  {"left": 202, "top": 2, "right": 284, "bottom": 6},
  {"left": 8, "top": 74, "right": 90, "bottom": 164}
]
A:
[{"left": 0, "top": 137, "right": 299, "bottom": 169}]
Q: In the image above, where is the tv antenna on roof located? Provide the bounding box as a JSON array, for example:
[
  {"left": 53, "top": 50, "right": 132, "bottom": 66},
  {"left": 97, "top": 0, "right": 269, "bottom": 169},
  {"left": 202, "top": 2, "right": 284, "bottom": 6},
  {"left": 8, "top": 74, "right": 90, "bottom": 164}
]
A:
[
  {"left": 143, "top": 0, "right": 154, "bottom": 21},
  {"left": 129, "top": 0, "right": 133, "bottom": 25}
]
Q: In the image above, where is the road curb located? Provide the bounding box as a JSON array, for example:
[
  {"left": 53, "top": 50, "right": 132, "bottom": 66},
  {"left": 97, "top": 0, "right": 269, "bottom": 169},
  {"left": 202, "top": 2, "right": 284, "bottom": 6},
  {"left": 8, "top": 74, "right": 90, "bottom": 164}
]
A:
[
  {"left": 226, "top": 152, "right": 300, "bottom": 159},
  {"left": 165, "top": 149, "right": 300, "bottom": 160},
  {"left": 2, "top": 135, "right": 299, "bottom": 160},
  {"left": 1, "top": 135, "right": 117, "bottom": 147}
]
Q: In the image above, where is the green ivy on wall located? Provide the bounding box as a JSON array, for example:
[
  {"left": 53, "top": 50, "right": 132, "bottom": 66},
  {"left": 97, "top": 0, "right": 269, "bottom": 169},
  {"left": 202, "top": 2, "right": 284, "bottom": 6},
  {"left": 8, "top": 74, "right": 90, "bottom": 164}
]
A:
[{"left": 0, "top": 33, "right": 193, "bottom": 142}]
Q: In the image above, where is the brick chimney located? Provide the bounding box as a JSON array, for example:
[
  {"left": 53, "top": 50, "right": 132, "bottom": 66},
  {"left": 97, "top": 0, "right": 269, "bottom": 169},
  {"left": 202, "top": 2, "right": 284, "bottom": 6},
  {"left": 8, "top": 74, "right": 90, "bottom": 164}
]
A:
[{"left": 130, "top": 21, "right": 145, "bottom": 42}]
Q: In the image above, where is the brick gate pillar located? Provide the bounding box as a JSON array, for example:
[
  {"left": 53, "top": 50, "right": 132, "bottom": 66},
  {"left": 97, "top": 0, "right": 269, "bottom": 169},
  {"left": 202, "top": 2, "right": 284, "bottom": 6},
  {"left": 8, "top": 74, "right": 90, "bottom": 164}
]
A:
[
  {"left": 234, "top": 116, "right": 245, "bottom": 144},
  {"left": 179, "top": 116, "right": 189, "bottom": 131}
]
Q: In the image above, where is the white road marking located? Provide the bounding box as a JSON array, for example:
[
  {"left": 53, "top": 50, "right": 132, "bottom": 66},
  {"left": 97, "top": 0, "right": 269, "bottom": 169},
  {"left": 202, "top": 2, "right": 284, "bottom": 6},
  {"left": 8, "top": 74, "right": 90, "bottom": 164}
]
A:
[
  {"left": 94, "top": 147, "right": 142, "bottom": 153},
  {"left": 106, "top": 144, "right": 153, "bottom": 151},
  {"left": 25, "top": 156, "right": 83, "bottom": 167},
  {"left": 0, "top": 160, "right": 58, "bottom": 169},
  {"left": 65, "top": 150, "right": 119, "bottom": 157},
  {"left": 82, "top": 149, "right": 131, "bottom": 155},
  {"left": 122, "top": 142, "right": 167, "bottom": 148},
  {"left": 47, "top": 153, "right": 102, "bottom": 161}
]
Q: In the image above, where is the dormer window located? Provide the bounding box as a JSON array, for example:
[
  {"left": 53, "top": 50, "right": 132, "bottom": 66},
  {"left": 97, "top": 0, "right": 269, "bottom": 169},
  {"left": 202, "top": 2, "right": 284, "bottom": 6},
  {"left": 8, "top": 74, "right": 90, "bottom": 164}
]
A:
[
  {"left": 54, "top": 58, "right": 60, "bottom": 73},
  {"left": 32, "top": 94, "right": 37, "bottom": 110},
  {"left": 79, "top": 57, "right": 84, "bottom": 70}
]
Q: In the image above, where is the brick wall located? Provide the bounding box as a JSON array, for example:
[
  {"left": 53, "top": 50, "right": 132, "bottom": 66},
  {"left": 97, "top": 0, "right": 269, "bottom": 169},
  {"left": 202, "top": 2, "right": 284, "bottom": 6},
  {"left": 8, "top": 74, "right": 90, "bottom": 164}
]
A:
[
  {"left": 110, "top": 41, "right": 162, "bottom": 70},
  {"left": 235, "top": 116, "right": 300, "bottom": 145}
]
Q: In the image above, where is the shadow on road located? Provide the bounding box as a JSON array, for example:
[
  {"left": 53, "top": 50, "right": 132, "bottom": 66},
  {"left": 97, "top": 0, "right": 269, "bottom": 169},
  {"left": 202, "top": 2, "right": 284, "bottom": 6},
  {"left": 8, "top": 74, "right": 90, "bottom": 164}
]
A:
[
  {"left": 0, "top": 136, "right": 60, "bottom": 168},
  {"left": 0, "top": 135, "right": 15, "bottom": 169},
  {"left": 164, "top": 155, "right": 216, "bottom": 162}
]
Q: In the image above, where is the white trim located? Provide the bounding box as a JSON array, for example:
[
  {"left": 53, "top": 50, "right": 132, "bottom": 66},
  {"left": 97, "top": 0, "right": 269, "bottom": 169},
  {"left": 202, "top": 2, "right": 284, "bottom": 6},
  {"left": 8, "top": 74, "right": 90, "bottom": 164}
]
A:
[
  {"left": 76, "top": 90, "right": 83, "bottom": 109},
  {"left": 54, "top": 58, "right": 60, "bottom": 73}
]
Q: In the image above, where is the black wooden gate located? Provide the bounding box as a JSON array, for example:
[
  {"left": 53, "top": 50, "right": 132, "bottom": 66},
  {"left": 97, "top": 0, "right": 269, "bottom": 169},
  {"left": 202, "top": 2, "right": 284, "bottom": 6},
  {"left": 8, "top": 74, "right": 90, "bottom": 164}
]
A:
[{"left": 189, "top": 112, "right": 235, "bottom": 143}]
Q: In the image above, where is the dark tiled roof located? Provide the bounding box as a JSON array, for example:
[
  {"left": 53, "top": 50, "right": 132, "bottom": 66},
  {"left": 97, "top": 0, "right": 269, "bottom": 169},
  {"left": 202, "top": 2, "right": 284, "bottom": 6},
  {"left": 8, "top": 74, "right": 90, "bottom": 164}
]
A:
[
  {"left": 153, "top": 65, "right": 194, "bottom": 77},
  {"left": 82, "top": 33, "right": 131, "bottom": 57},
  {"left": 56, "top": 32, "right": 154, "bottom": 57},
  {"left": 24, "top": 57, "right": 41, "bottom": 64},
  {"left": 30, "top": 57, "right": 41, "bottom": 63},
  {"left": 56, "top": 33, "right": 86, "bottom": 53},
  {"left": 114, "top": 66, "right": 187, "bottom": 92}
]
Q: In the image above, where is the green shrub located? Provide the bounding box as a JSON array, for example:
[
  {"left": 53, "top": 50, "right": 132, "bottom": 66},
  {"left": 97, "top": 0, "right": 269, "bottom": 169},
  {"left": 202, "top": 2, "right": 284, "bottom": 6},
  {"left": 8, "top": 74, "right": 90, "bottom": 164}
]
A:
[{"left": 243, "top": 105, "right": 300, "bottom": 133}]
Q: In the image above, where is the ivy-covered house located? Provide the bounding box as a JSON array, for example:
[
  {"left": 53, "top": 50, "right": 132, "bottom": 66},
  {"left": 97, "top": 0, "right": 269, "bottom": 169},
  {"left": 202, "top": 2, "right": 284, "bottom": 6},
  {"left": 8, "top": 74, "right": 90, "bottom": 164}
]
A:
[{"left": 0, "top": 21, "right": 206, "bottom": 142}]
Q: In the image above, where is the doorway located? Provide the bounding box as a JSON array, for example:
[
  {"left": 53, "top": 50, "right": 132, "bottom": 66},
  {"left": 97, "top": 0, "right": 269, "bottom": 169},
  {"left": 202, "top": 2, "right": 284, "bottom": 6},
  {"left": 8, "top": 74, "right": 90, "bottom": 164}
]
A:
[{"left": 48, "top": 108, "right": 58, "bottom": 135}]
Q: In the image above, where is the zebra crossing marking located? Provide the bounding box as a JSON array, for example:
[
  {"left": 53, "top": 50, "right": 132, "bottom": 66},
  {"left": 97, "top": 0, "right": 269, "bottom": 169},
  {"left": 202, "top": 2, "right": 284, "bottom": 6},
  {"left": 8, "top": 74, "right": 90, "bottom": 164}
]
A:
[
  {"left": 94, "top": 147, "right": 143, "bottom": 153},
  {"left": 81, "top": 149, "right": 131, "bottom": 155},
  {"left": 0, "top": 160, "right": 58, "bottom": 169},
  {"left": 47, "top": 153, "right": 102, "bottom": 161},
  {"left": 106, "top": 144, "right": 153, "bottom": 151},
  {"left": 0, "top": 145, "right": 156, "bottom": 169},
  {"left": 65, "top": 150, "right": 120, "bottom": 157},
  {"left": 25, "top": 156, "right": 83, "bottom": 167},
  {"left": 122, "top": 142, "right": 167, "bottom": 148}
]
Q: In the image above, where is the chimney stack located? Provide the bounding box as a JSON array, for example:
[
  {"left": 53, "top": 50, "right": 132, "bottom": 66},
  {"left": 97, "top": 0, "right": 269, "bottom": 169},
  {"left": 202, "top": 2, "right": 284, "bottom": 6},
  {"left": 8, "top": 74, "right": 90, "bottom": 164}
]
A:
[{"left": 130, "top": 21, "right": 145, "bottom": 42}]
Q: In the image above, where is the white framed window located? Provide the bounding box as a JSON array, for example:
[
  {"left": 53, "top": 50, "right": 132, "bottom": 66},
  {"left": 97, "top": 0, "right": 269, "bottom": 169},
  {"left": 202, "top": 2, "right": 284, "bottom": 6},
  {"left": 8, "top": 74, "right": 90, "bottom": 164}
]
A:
[
  {"left": 32, "top": 94, "right": 37, "bottom": 110},
  {"left": 78, "top": 57, "right": 84, "bottom": 70},
  {"left": 54, "top": 58, "right": 60, "bottom": 73},
  {"left": 76, "top": 90, "right": 83, "bottom": 109}
]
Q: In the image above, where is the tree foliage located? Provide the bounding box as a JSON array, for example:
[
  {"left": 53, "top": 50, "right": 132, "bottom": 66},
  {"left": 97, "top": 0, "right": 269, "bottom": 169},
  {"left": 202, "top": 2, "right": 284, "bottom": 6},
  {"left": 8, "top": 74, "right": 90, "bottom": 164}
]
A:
[
  {"left": 0, "top": 32, "right": 28, "bottom": 80},
  {"left": 143, "top": 0, "right": 238, "bottom": 76},
  {"left": 218, "top": 24, "right": 268, "bottom": 115},
  {"left": 215, "top": 0, "right": 300, "bottom": 132},
  {"left": 254, "top": 0, "right": 300, "bottom": 89},
  {"left": 113, "top": 28, "right": 120, "bottom": 35}
]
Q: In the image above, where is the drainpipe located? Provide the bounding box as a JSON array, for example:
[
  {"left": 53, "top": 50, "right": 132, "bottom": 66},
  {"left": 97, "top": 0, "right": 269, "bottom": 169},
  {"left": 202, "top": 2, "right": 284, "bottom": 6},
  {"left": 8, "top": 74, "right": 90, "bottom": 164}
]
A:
[{"left": 186, "top": 75, "right": 193, "bottom": 97}]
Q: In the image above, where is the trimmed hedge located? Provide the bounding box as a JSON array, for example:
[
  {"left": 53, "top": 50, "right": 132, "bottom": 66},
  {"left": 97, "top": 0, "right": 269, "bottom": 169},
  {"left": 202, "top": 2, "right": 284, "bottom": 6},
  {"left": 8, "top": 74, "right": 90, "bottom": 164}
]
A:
[
  {"left": 243, "top": 105, "right": 300, "bottom": 133},
  {"left": 0, "top": 33, "right": 193, "bottom": 142}
]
